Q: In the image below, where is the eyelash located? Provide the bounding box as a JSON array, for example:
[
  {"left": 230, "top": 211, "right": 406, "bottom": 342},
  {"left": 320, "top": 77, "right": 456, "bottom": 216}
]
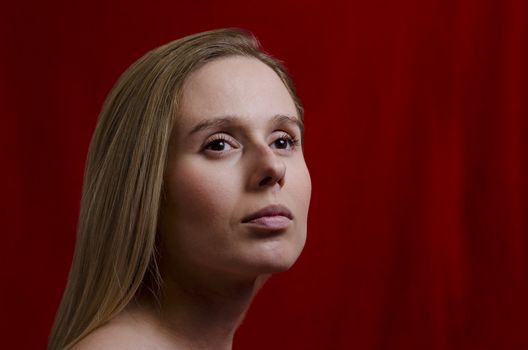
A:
[
  {"left": 275, "top": 132, "right": 301, "bottom": 149},
  {"left": 202, "top": 132, "right": 300, "bottom": 152},
  {"left": 203, "top": 134, "right": 237, "bottom": 151}
]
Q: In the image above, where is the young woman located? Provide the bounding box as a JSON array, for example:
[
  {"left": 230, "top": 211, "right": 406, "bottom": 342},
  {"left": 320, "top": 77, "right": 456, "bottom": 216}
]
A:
[{"left": 48, "top": 28, "right": 311, "bottom": 350}]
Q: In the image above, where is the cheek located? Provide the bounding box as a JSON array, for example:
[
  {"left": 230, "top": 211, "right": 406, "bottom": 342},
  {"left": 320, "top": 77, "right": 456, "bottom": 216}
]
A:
[
  {"left": 165, "top": 160, "right": 237, "bottom": 226},
  {"left": 289, "top": 159, "right": 312, "bottom": 214},
  {"left": 159, "top": 159, "right": 242, "bottom": 271}
]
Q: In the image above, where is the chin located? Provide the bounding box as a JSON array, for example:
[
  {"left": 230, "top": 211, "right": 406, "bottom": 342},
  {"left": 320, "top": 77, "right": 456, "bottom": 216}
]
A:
[{"left": 245, "top": 236, "right": 305, "bottom": 274}]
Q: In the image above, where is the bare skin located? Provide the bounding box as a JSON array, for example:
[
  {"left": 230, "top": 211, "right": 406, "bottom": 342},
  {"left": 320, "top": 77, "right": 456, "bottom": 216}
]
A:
[
  {"left": 72, "top": 56, "right": 311, "bottom": 350},
  {"left": 73, "top": 274, "right": 269, "bottom": 349}
]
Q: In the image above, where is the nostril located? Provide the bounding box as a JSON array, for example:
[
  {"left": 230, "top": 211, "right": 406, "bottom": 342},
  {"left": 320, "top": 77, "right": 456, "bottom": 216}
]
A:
[
  {"left": 258, "top": 176, "right": 273, "bottom": 187},
  {"left": 253, "top": 156, "right": 286, "bottom": 189}
]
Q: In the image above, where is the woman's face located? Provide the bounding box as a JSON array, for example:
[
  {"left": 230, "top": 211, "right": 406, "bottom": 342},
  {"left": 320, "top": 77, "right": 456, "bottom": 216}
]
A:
[{"left": 158, "top": 56, "right": 311, "bottom": 282}]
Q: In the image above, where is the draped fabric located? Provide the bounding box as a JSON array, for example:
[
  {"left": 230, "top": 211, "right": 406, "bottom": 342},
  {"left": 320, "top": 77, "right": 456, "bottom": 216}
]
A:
[{"left": 2, "top": 0, "right": 526, "bottom": 349}]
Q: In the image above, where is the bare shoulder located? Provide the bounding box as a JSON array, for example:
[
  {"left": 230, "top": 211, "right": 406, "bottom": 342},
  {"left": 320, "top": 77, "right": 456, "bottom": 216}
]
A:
[{"left": 70, "top": 308, "right": 165, "bottom": 350}]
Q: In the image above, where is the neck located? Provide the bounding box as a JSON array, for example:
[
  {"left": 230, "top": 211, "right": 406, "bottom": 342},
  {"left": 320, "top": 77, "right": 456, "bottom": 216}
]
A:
[{"left": 136, "top": 271, "right": 270, "bottom": 350}]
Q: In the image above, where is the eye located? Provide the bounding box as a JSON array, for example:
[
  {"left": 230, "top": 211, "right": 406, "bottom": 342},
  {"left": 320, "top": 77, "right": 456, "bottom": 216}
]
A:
[
  {"left": 206, "top": 139, "right": 231, "bottom": 151},
  {"left": 271, "top": 132, "right": 300, "bottom": 150},
  {"left": 203, "top": 134, "right": 237, "bottom": 152}
]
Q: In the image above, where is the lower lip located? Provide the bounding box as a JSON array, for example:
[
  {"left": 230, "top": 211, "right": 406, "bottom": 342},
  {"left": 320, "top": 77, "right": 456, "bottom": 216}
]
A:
[{"left": 243, "top": 215, "right": 292, "bottom": 231}]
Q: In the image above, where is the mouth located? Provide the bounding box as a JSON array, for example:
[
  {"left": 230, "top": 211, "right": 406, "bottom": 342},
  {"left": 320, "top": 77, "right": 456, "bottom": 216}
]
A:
[{"left": 241, "top": 204, "right": 293, "bottom": 231}]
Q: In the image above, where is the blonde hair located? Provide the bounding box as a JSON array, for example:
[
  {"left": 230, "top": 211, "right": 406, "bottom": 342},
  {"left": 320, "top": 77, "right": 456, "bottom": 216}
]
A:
[{"left": 48, "top": 28, "right": 304, "bottom": 350}]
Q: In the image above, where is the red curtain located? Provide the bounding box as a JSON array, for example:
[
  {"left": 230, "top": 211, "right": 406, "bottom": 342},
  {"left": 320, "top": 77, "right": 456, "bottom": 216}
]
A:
[{"left": 2, "top": 0, "right": 527, "bottom": 349}]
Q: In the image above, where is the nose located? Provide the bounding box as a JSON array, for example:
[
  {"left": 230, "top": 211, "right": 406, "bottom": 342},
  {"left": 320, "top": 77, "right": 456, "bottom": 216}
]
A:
[{"left": 249, "top": 146, "right": 286, "bottom": 190}]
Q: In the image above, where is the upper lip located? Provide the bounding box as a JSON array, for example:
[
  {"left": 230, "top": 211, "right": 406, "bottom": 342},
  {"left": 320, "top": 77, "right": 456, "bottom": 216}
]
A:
[{"left": 241, "top": 204, "right": 293, "bottom": 223}]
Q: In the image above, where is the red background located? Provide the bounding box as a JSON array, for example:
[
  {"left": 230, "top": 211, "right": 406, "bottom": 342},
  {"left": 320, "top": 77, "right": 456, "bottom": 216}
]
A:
[{"left": 2, "top": 0, "right": 527, "bottom": 349}]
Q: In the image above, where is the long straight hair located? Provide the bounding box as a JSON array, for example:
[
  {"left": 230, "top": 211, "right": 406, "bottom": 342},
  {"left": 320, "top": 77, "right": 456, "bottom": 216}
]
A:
[{"left": 48, "top": 28, "right": 304, "bottom": 350}]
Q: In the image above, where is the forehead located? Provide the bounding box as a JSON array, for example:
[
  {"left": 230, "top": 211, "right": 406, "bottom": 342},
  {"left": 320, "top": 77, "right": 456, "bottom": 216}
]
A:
[{"left": 177, "top": 56, "right": 298, "bottom": 130}]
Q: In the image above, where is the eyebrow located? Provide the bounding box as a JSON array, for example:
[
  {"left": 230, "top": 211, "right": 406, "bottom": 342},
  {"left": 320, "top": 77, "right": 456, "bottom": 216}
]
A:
[{"left": 188, "top": 114, "right": 304, "bottom": 136}]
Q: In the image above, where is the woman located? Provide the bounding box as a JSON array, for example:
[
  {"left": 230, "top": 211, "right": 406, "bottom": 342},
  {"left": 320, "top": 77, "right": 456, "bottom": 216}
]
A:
[{"left": 48, "top": 28, "right": 311, "bottom": 349}]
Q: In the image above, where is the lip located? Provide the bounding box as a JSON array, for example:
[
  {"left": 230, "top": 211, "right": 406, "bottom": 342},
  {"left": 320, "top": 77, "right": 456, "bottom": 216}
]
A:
[{"left": 241, "top": 204, "right": 293, "bottom": 231}]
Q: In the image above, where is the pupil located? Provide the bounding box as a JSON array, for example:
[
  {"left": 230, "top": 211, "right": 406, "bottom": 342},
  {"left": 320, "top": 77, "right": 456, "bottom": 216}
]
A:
[
  {"left": 211, "top": 140, "right": 225, "bottom": 151},
  {"left": 277, "top": 139, "right": 287, "bottom": 149}
]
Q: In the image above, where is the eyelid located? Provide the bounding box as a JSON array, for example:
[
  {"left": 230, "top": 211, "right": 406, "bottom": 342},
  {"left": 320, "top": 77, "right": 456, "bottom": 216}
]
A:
[
  {"left": 276, "top": 125, "right": 302, "bottom": 140},
  {"left": 201, "top": 129, "right": 301, "bottom": 153},
  {"left": 271, "top": 131, "right": 301, "bottom": 150},
  {"left": 277, "top": 129, "right": 299, "bottom": 140},
  {"left": 202, "top": 132, "right": 240, "bottom": 150}
]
